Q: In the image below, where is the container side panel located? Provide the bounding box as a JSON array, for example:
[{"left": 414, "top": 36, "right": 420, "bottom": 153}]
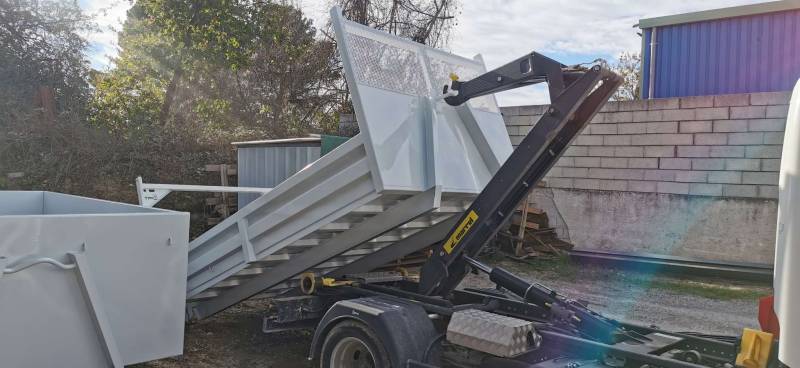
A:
[
  {"left": 42, "top": 191, "right": 162, "bottom": 215},
  {"left": 0, "top": 200, "right": 189, "bottom": 366},
  {"left": 1, "top": 258, "right": 110, "bottom": 368},
  {"left": 357, "top": 85, "right": 428, "bottom": 191},
  {"left": 186, "top": 137, "right": 380, "bottom": 297},
  {"left": 0, "top": 191, "right": 43, "bottom": 215}
]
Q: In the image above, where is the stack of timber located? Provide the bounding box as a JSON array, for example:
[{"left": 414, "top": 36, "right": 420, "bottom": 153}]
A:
[{"left": 508, "top": 205, "right": 573, "bottom": 257}]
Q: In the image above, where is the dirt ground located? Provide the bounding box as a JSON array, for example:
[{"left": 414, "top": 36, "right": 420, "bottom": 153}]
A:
[
  {"left": 134, "top": 296, "right": 315, "bottom": 368},
  {"left": 135, "top": 256, "right": 771, "bottom": 368}
]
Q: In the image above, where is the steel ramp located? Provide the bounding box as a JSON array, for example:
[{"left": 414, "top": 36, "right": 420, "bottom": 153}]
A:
[{"left": 185, "top": 7, "right": 513, "bottom": 320}]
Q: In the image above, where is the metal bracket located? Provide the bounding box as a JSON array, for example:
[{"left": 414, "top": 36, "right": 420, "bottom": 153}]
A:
[
  {"left": 67, "top": 249, "right": 124, "bottom": 368},
  {"left": 135, "top": 176, "right": 273, "bottom": 208},
  {"left": 237, "top": 218, "right": 257, "bottom": 263}
]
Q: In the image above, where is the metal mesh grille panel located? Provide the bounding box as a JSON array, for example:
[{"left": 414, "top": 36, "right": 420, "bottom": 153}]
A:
[
  {"left": 346, "top": 32, "right": 427, "bottom": 97},
  {"left": 428, "top": 56, "right": 499, "bottom": 112}
]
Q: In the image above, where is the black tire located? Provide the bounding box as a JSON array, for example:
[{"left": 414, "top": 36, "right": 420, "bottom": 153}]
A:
[{"left": 319, "top": 320, "right": 392, "bottom": 368}]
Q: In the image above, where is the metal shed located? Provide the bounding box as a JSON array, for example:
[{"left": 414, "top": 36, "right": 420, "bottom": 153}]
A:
[
  {"left": 638, "top": 0, "right": 800, "bottom": 99},
  {"left": 233, "top": 137, "right": 322, "bottom": 208}
]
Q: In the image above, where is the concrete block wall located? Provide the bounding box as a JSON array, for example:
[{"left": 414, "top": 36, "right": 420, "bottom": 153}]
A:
[
  {"left": 339, "top": 114, "right": 359, "bottom": 137},
  {"left": 503, "top": 92, "right": 791, "bottom": 200},
  {"left": 503, "top": 91, "right": 791, "bottom": 264}
]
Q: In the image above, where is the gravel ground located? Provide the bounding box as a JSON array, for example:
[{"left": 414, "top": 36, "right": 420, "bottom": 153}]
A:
[{"left": 136, "top": 257, "right": 771, "bottom": 367}]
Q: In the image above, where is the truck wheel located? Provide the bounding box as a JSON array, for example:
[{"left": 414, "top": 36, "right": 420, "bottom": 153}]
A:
[{"left": 320, "top": 320, "right": 392, "bottom": 368}]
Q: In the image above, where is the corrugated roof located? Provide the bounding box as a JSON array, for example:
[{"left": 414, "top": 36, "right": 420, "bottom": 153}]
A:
[
  {"left": 638, "top": 0, "right": 800, "bottom": 28},
  {"left": 232, "top": 135, "right": 321, "bottom": 147}
]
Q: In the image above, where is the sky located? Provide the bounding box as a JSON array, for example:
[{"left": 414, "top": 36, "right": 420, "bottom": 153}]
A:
[{"left": 80, "top": 0, "right": 772, "bottom": 105}]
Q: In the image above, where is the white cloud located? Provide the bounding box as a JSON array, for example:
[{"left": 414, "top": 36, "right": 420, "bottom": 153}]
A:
[
  {"left": 82, "top": 0, "right": 773, "bottom": 104},
  {"left": 449, "top": 1, "right": 767, "bottom": 62},
  {"left": 293, "top": 0, "right": 334, "bottom": 32},
  {"left": 297, "top": 0, "right": 770, "bottom": 105},
  {"left": 79, "top": 0, "right": 132, "bottom": 70}
]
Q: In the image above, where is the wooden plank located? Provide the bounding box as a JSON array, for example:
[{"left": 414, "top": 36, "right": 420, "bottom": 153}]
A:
[
  {"left": 511, "top": 220, "right": 540, "bottom": 230},
  {"left": 516, "top": 209, "right": 549, "bottom": 229},
  {"left": 220, "top": 164, "right": 230, "bottom": 217},
  {"left": 515, "top": 193, "right": 531, "bottom": 257},
  {"left": 204, "top": 164, "right": 238, "bottom": 173},
  {"left": 525, "top": 207, "right": 545, "bottom": 215}
]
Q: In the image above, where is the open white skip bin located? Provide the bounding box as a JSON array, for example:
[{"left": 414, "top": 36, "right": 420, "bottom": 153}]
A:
[{"left": 0, "top": 191, "right": 189, "bottom": 367}]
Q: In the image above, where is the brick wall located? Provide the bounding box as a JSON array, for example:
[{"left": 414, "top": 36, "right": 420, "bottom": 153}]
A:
[{"left": 503, "top": 91, "right": 792, "bottom": 199}]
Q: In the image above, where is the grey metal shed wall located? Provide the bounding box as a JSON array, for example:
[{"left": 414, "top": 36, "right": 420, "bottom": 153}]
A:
[{"left": 237, "top": 145, "right": 321, "bottom": 208}]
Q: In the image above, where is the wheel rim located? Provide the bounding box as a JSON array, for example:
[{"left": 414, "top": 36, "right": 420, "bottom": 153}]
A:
[{"left": 330, "top": 336, "right": 377, "bottom": 368}]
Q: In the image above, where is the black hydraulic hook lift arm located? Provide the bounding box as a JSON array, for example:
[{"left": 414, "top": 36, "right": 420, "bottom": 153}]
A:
[{"left": 418, "top": 52, "right": 622, "bottom": 298}]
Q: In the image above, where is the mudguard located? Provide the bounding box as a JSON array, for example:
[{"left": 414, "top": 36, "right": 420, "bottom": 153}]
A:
[{"left": 310, "top": 297, "right": 439, "bottom": 367}]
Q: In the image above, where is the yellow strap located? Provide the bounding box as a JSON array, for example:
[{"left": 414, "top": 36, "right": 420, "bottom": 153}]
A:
[{"left": 321, "top": 278, "right": 352, "bottom": 287}]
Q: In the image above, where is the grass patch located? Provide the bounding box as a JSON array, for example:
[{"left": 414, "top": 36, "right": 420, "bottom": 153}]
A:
[
  {"left": 646, "top": 279, "right": 766, "bottom": 301},
  {"left": 517, "top": 255, "right": 579, "bottom": 280},
  {"left": 615, "top": 269, "right": 769, "bottom": 300},
  {"left": 482, "top": 252, "right": 579, "bottom": 281}
]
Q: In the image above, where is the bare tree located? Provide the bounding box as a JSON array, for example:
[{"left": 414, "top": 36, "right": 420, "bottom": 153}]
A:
[
  {"left": 335, "top": 0, "right": 458, "bottom": 47},
  {"left": 325, "top": 0, "right": 459, "bottom": 119},
  {"left": 608, "top": 52, "right": 641, "bottom": 101}
]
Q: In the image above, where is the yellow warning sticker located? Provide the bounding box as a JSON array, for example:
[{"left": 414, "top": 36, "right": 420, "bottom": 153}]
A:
[{"left": 443, "top": 210, "right": 478, "bottom": 254}]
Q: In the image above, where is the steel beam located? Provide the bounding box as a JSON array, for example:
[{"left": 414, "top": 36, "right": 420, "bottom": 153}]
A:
[{"left": 135, "top": 176, "right": 272, "bottom": 208}]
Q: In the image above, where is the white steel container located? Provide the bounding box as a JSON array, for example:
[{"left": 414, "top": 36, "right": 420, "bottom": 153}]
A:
[{"left": 0, "top": 191, "right": 189, "bottom": 368}]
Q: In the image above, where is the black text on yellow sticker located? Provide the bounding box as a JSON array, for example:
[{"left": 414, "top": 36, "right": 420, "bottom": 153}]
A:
[{"left": 443, "top": 210, "right": 478, "bottom": 254}]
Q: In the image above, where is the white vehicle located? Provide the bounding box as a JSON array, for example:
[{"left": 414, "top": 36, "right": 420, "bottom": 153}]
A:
[{"left": 774, "top": 78, "right": 800, "bottom": 368}]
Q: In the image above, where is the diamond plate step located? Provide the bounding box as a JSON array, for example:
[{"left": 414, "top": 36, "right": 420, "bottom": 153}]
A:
[{"left": 447, "top": 309, "right": 538, "bottom": 357}]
